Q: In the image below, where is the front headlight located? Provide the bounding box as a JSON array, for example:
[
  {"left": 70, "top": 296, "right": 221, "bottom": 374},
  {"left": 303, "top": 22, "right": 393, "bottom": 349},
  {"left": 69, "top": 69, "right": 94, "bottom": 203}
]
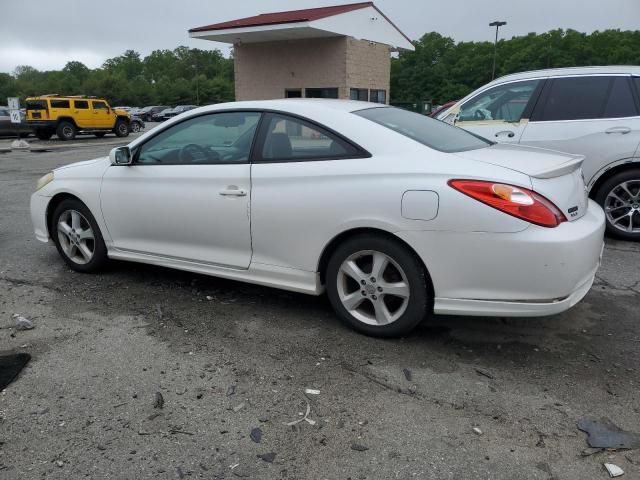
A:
[{"left": 36, "top": 172, "right": 54, "bottom": 191}]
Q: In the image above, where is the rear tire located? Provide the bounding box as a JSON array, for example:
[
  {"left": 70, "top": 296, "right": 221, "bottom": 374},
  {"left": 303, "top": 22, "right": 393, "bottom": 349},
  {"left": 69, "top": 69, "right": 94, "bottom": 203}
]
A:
[
  {"left": 130, "top": 122, "right": 141, "bottom": 133},
  {"left": 56, "top": 121, "right": 76, "bottom": 141},
  {"left": 35, "top": 129, "right": 53, "bottom": 140},
  {"left": 594, "top": 168, "right": 640, "bottom": 241},
  {"left": 325, "top": 234, "right": 431, "bottom": 337},
  {"left": 114, "top": 119, "right": 129, "bottom": 137},
  {"left": 51, "top": 199, "right": 108, "bottom": 273}
]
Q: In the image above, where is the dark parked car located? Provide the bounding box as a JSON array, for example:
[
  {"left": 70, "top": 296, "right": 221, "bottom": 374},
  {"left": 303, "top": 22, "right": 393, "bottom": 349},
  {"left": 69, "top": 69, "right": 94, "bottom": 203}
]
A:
[
  {"left": 151, "top": 108, "right": 174, "bottom": 122},
  {"left": 139, "top": 106, "right": 170, "bottom": 122},
  {"left": 164, "top": 105, "right": 197, "bottom": 119},
  {"left": 0, "top": 107, "right": 32, "bottom": 137}
]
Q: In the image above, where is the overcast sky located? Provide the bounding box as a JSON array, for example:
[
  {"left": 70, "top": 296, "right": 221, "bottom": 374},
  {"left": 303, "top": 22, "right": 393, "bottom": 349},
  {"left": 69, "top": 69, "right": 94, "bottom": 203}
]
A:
[{"left": 1, "top": 0, "right": 638, "bottom": 73}]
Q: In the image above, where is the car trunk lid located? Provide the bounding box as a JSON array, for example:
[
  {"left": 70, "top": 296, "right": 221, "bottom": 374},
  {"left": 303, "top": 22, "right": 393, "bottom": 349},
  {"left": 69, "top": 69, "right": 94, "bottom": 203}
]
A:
[{"left": 456, "top": 143, "right": 589, "bottom": 221}]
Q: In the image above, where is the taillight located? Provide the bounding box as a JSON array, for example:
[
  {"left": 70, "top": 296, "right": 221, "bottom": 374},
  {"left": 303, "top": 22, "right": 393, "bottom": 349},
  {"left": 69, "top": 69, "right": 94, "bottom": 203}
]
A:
[{"left": 448, "top": 179, "right": 567, "bottom": 228}]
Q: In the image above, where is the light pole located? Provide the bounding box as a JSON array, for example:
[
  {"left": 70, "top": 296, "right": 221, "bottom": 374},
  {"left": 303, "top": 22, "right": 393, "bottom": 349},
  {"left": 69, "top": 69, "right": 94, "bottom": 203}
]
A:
[
  {"left": 192, "top": 63, "right": 200, "bottom": 105},
  {"left": 489, "top": 21, "right": 507, "bottom": 80}
]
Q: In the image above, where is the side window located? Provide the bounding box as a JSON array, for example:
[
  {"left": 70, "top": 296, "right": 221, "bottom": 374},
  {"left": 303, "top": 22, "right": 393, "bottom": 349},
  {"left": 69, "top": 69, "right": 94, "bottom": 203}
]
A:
[
  {"left": 532, "top": 76, "right": 611, "bottom": 121},
  {"left": 369, "top": 89, "right": 387, "bottom": 104},
  {"left": 603, "top": 77, "right": 638, "bottom": 118},
  {"left": 92, "top": 101, "right": 108, "bottom": 110},
  {"left": 260, "top": 114, "right": 360, "bottom": 162},
  {"left": 634, "top": 77, "right": 640, "bottom": 98},
  {"left": 136, "top": 111, "right": 261, "bottom": 165},
  {"left": 350, "top": 88, "right": 368, "bottom": 101},
  {"left": 459, "top": 80, "right": 540, "bottom": 122},
  {"left": 74, "top": 100, "right": 89, "bottom": 109},
  {"left": 50, "top": 100, "right": 70, "bottom": 108}
]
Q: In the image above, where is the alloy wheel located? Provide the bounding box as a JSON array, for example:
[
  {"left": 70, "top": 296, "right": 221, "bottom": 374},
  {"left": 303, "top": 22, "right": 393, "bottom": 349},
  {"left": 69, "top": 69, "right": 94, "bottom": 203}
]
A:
[
  {"left": 57, "top": 210, "right": 95, "bottom": 264},
  {"left": 336, "top": 250, "right": 410, "bottom": 326},
  {"left": 604, "top": 180, "right": 640, "bottom": 234}
]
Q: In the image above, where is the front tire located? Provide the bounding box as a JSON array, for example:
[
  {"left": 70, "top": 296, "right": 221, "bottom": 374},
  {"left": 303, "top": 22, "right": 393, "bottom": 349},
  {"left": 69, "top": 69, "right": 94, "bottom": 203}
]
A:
[
  {"left": 114, "top": 119, "right": 129, "bottom": 138},
  {"left": 51, "top": 199, "right": 108, "bottom": 273},
  {"left": 595, "top": 168, "right": 640, "bottom": 240},
  {"left": 56, "top": 121, "right": 76, "bottom": 141},
  {"left": 326, "top": 234, "right": 431, "bottom": 337}
]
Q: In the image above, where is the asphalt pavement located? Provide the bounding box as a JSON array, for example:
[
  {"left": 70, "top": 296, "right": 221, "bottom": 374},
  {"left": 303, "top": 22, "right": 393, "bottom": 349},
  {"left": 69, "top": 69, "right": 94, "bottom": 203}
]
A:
[{"left": 0, "top": 134, "right": 639, "bottom": 479}]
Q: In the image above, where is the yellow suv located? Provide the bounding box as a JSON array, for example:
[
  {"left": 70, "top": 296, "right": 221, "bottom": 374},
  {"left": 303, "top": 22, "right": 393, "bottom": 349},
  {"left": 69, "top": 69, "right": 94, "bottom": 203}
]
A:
[{"left": 25, "top": 95, "right": 130, "bottom": 141}]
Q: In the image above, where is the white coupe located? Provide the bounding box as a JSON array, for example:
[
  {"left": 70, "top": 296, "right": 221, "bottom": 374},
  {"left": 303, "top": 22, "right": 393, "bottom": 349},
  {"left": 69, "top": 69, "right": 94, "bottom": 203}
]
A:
[{"left": 31, "top": 100, "right": 605, "bottom": 337}]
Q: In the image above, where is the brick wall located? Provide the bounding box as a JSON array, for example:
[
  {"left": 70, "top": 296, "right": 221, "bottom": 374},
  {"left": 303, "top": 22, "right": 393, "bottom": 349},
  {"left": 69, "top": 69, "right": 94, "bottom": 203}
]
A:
[
  {"left": 345, "top": 38, "right": 391, "bottom": 104},
  {"left": 233, "top": 36, "right": 391, "bottom": 102},
  {"left": 234, "top": 37, "right": 348, "bottom": 101}
]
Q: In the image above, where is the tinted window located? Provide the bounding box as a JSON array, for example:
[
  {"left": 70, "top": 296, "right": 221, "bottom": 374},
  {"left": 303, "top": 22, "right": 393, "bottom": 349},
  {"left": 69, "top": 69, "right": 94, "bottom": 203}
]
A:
[
  {"left": 350, "top": 88, "right": 368, "bottom": 101},
  {"left": 305, "top": 88, "right": 338, "bottom": 99},
  {"left": 533, "top": 76, "right": 612, "bottom": 121},
  {"left": 603, "top": 77, "right": 638, "bottom": 118},
  {"left": 634, "top": 77, "right": 640, "bottom": 98},
  {"left": 74, "top": 100, "right": 89, "bottom": 109},
  {"left": 356, "top": 107, "right": 491, "bottom": 153},
  {"left": 459, "top": 80, "right": 539, "bottom": 122},
  {"left": 26, "top": 100, "right": 48, "bottom": 110},
  {"left": 92, "top": 101, "right": 108, "bottom": 110},
  {"left": 370, "top": 89, "right": 387, "bottom": 104},
  {"left": 136, "top": 112, "right": 261, "bottom": 165},
  {"left": 50, "top": 99, "right": 70, "bottom": 108},
  {"left": 260, "top": 114, "right": 359, "bottom": 161},
  {"left": 0, "top": 108, "right": 8, "bottom": 116}
]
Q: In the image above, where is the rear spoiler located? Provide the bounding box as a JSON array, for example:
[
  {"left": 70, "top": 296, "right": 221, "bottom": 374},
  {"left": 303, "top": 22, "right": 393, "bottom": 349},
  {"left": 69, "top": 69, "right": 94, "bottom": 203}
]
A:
[{"left": 529, "top": 155, "right": 584, "bottom": 179}]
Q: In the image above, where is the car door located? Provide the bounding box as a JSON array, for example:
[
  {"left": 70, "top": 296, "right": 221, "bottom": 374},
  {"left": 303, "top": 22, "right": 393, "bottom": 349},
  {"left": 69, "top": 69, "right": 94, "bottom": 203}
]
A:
[
  {"left": 91, "top": 100, "right": 111, "bottom": 128},
  {"left": 519, "top": 75, "right": 640, "bottom": 186},
  {"left": 249, "top": 112, "right": 369, "bottom": 271},
  {"left": 100, "top": 110, "right": 261, "bottom": 268},
  {"left": 72, "top": 100, "right": 92, "bottom": 128},
  {"left": 452, "top": 79, "right": 543, "bottom": 143}
]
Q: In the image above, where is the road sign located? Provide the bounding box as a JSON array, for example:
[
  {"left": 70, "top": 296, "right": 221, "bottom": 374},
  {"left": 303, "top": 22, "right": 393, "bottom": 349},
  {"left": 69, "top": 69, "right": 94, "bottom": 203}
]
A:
[
  {"left": 9, "top": 110, "right": 21, "bottom": 124},
  {"left": 7, "top": 97, "right": 19, "bottom": 110}
]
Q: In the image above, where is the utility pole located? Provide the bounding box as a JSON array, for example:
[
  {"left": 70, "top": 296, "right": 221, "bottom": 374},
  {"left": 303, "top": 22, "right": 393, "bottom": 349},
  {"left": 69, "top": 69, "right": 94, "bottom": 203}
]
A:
[{"left": 489, "top": 21, "right": 507, "bottom": 80}]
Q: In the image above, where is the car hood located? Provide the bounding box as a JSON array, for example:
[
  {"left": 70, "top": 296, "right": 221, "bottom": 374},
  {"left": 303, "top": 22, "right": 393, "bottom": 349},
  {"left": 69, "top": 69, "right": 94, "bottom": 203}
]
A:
[
  {"left": 54, "top": 157, "right": 109, "bottom": 173},
  {"left": 114, "top": 108, "right": 130, "bottom": 117}
]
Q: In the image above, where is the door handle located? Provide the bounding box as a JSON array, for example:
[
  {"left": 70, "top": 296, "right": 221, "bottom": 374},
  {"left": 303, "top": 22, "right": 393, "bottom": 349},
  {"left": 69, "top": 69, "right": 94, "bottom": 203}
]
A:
[
  {"left": 495, "top": 130, "right": 515, "bottom": 138},
  {"left": 219, "top": 186, "right": 247, "bottom": 197},
  {"left": 605, "top": 127, "right": 631, "bottom": 134}
]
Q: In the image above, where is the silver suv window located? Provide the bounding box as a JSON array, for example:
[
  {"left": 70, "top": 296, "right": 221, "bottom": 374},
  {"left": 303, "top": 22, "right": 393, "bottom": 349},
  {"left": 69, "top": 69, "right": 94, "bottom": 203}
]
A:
[{"left": 531, "top": 76, "right": 639, "bottom": 121}]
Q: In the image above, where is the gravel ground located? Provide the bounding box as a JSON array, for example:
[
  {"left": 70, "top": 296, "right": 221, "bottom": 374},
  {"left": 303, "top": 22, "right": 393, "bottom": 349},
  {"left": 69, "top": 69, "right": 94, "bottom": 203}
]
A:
[{"left": 0, "top": 136, "right": 639, "bottom": 479}]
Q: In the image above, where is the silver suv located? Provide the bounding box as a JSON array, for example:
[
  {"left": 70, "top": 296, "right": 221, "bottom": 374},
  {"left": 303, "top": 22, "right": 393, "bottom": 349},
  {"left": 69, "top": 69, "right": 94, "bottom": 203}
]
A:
[{"left": 438, "top": 66, "right": 640, "bottom": 240}]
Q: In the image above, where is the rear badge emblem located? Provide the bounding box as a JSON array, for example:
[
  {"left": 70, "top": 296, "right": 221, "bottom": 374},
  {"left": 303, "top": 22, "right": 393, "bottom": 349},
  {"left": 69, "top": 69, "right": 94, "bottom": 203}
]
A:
[{"left": 568, "top": 206, "right": 579, "bottom": 217}]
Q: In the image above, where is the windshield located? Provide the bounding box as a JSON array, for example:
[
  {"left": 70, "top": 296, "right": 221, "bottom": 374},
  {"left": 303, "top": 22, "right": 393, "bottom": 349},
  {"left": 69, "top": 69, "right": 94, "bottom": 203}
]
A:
[{"left": 355, "top": 107, "right": 491, "bottom": 153}]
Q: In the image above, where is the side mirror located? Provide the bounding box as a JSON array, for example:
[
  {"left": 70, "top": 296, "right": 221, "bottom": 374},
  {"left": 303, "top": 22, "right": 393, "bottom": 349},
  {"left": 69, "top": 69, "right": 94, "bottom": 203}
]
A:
[{"left": 109, "top": 146, "right": 132, "bottom": 165}]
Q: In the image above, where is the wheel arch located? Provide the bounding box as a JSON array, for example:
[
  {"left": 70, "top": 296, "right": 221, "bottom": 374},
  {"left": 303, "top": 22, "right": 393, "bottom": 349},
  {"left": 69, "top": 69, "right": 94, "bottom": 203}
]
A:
[
  {"left": 56, "top": 116, "right": 78, "bottom": 128},
  {"left": 316, "top": 227, "right": 435, "bottom": 300},
  {"left": 588, "top": 159, "right": 640, "bottom": 199},
  {"left": 46, "top": 192, "right": 84, "bottom": 238}
]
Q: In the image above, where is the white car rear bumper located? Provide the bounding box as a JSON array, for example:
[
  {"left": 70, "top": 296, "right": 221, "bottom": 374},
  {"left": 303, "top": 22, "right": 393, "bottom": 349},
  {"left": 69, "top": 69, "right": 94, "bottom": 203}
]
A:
[{"left": 397, "top": 199, "right": 605, "bottom": 317}]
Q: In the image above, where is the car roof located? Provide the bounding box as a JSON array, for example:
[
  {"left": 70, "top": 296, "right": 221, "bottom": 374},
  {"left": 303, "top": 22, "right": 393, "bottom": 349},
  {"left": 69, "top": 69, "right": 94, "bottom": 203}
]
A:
[
  {"left": 489, "top": 65, "right": 640, "bottom": 86},
  {"left": 196, "top": 99, "right": 386, "bottom": 114}
]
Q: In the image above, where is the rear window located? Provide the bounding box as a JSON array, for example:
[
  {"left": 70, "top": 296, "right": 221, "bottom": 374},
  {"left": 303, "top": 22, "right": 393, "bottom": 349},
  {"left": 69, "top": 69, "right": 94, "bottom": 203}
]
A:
[
  {"left": 26, "top": 100, "right": 48, "bottom": 110},
  {"left": 355, "top": 107, "right": 491, "bottom": 153},
  {"left": 50, "top": 99, "right": 70, "bottom": 108}
]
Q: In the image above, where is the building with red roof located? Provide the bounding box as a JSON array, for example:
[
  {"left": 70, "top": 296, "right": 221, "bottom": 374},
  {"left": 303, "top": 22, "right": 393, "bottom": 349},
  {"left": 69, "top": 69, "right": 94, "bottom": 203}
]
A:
[{"left": 189, "top": 2, "right": 413, "bottom": 102}]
